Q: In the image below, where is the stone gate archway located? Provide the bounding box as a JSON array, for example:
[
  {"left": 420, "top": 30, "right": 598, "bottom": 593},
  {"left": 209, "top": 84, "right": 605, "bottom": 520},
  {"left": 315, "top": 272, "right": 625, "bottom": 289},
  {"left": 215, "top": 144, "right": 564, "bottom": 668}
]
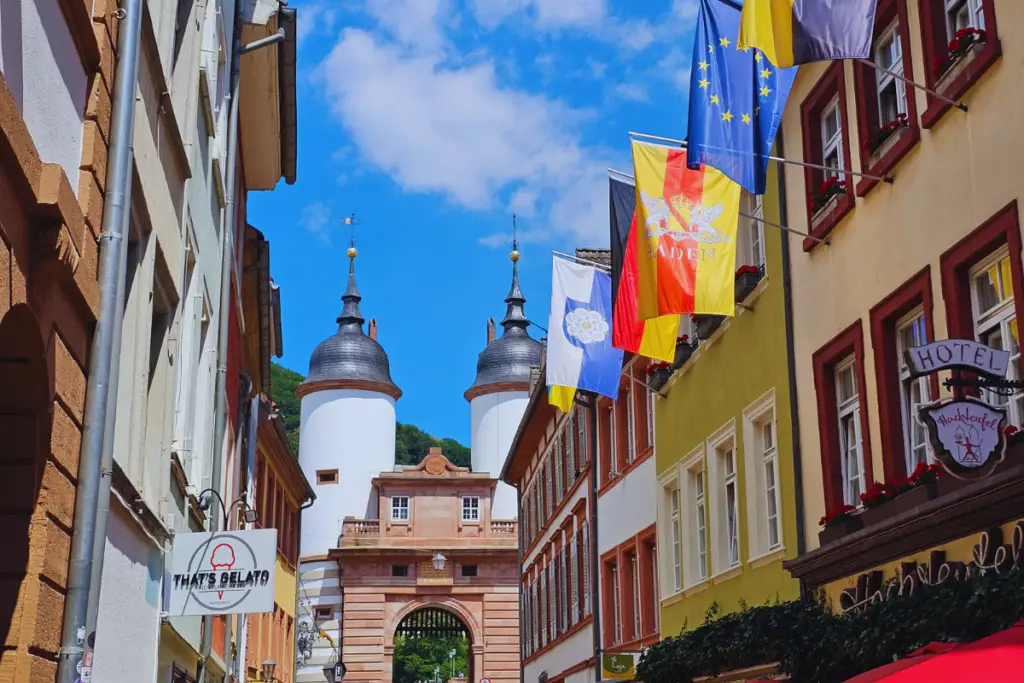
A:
[{"left": 385, "top": 599, "right": 483, "bottom": 683}]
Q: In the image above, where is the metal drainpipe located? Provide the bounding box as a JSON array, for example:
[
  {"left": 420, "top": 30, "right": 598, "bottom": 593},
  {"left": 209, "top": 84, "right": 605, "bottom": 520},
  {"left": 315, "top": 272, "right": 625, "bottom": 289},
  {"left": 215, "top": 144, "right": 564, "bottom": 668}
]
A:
[
  {"left": 224, "top": 374, "right": 253, "bottom": 680},
  {"left": 587, "top": 394, "right": 602, "bottom": 682},
  {"left": 294, "top": 493, "right": 316, "bottom": 680},
  {"left": 197, "top": 6, "right": 286, "bottom": 678},
  {"left": 776, "top": 132, "right": 807, "bottom": 563},
  {"left": 515, "top": 482, "right": 524, "bottom": 683},
  {"left": 55, "top": 0, "right": 144, "bottom": 680}
]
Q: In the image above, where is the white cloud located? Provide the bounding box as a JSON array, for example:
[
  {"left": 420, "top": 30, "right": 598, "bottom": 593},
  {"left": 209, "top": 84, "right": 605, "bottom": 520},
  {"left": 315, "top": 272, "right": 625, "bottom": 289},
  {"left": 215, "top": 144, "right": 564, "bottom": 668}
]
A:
[
  {"left": 659, "top": 47, "right": 694, "bottom": 91},
  {"left": 297, "top": 2, "right": 338, "bottom": 48},
  {"left": 316, "top": 28, "right": 612, "bottom": 247},
  {"left": 301, "top": 201, "right": 334, "bottom": 245},
  {"left": 363, "top": 0, "right": 452, "bottom": 54},
  {"left": 672, "top": 0, "right": 700, "bottom": 20},
  {"left": 469, "top": 0, "right": 607, "bottom": 30},
  {"left": 614, "top": 83, "right": 648, "bottom": 102}
]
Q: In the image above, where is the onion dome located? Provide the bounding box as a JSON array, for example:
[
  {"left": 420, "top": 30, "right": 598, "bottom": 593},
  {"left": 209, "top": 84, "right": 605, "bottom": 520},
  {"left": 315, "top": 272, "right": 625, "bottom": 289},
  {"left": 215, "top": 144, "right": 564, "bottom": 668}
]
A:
[
  {"left": 465, "top": 242, "right": 542, "bottom": 399},
  {"left": 301, "top": 241, "right": 401, "bottom": 397}
]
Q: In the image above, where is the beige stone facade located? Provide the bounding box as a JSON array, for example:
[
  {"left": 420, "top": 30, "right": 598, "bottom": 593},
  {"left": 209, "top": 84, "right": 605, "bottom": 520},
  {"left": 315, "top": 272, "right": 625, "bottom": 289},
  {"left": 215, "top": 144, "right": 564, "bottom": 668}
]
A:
[
  {"left": 330, "top": 449, "right": 520, "bottom": 683},
  {"left": 0, "top": 0, "right": 112, "bottom": 679}
]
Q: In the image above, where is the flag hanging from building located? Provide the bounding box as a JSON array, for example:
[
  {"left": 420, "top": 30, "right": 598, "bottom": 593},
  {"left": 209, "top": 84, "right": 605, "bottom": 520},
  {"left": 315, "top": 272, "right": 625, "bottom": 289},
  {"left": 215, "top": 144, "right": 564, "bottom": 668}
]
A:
[
  {"left": 688, "top": 0, "right": 796, "bottom": 195},
  {"left": 738, "top": 0, "right": 879, "bottom": 68},
  {"left": 547, "top": 257, "right": 624, "bottom": 413},
  {"left": 609, "top": 175, "right": 678, "bottom": 362},
  {"left": 631, "top": 140, "right": 741, "bottom": 320}
]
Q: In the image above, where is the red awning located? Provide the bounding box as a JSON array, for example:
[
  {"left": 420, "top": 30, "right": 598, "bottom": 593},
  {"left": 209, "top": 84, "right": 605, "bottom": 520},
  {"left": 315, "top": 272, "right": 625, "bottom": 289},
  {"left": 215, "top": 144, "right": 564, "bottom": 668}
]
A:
[{"left": 844, "top": 622, "right": 1024, "bottom": 683}]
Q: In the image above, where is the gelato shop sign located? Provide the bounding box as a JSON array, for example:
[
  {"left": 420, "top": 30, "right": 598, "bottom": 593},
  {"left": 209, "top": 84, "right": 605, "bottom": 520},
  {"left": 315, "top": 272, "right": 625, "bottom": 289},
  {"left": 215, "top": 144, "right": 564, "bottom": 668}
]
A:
[{"left": 168, "top": 529, "right": 277, "bottom": 616}]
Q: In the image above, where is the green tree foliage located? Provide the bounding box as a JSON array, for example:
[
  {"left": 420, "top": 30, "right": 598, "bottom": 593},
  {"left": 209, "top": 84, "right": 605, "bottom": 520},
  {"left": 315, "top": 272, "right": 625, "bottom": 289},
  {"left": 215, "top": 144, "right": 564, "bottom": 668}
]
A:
[
  {"left": 392, "top": 634, "right": 469, "bottom": 683},
  {"left": 269, "top": 362, "right": 470, "bottom": 468},
  {"left": 269, "top": 362, "right": 304, "bottom": 453}
]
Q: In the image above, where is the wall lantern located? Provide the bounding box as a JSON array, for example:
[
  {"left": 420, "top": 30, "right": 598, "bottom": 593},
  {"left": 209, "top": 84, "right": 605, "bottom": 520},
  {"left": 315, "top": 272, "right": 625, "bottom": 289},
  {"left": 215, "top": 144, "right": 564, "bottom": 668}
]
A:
[{"left": 432, "top": 552, "right": 447, "bottom": 571}]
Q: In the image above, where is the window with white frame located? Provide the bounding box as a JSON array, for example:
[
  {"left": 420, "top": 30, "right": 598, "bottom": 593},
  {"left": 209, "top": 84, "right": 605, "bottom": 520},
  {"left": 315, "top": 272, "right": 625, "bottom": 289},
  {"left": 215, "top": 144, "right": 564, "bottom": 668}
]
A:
[
  {"left": 461, "top": 496, "right": 480, "bottom": 522},
  {"left": 391, "top": 496, "right": 409, "bottom": 521},
  {"left": 721, "top": 444, "right": 741, "bottom": 568},
  {"left": 646, "top": 388, "right": 655, "bottom": 448},
  {"left": 743, "top": 191, "right": 765, "bottom": 270},
  {"left": 631, "top": 552, "right": 641, "bottom": 640},
  {"left": 897, "top": 309, "right": 933, "bottom": 472},
  {"left": 821, "top": 96, "right": 844, "bottom": 180},
  {"left": 569, "top": 534, "right": 580, "bottom": 625},
  {"left": 743, "top": 392, "right": 783, "bottom": 559},
  {"left": 578, "top": 405, "right": 588, "bottom": 466},
  {"left": 971, "top": 250, "right": 1023, "bottom": 424},
  {"left": 626, "top": 387, "right": 636, "bottom": 464},
  {"left": 611, "top": 561, "right": 622, "bottom": 645},
  {"left": 874, "top": 22, "right": 907, "bottom": 123},
  {"left": 691, "top": 465, "right": 708, "bottom": 582},
  {"left": 836, "top": 357, "right": 865, "bottom": 505},
  {"left": 945, "top": 0, "right": 985, "bottom": 38},
  {"left": 652, "top": 545, "right": 660, "bottom": 632},
  {"left": 669, "top": 485, "right": 682, "bottom": 592}
]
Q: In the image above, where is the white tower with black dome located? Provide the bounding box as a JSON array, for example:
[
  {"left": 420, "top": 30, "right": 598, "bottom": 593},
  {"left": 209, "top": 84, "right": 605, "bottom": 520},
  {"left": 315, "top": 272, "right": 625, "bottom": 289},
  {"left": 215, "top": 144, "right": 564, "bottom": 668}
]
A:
[
  {"left": 465, "top": 243, "right": 542, "bottom": 519},
  {"left": 296, "top": 241, "right": 401, "bottom": 557}
]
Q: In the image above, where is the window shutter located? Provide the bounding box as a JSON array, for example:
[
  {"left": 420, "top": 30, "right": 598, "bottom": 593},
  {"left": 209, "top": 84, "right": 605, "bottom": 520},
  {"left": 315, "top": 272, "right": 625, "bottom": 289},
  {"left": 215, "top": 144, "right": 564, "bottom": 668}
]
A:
[
  {"left": 581, "top": 524, "right": 591, "bottom": 616},
  {"left": 560, "top": 546, "right": 569, "bottom": 631},
  {"left": 569, "top": 535, "right": 579, "bottom": 626},
  {"left": 539, "top": 570, "right": 547, "bottom": 648},
  {"left": 548, "top": 561, "right": 556, "bottom": 641},
  {"left": 566, "top": 413, "right": 577, "bottom": 487}
]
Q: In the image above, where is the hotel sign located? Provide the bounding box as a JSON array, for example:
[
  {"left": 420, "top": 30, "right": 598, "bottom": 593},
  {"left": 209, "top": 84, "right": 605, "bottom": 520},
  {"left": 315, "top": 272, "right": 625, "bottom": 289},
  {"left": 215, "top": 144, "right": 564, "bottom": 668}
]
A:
[
  {"left": 919, "top": 397, "right": 1008, "bottom": 478},
  {"left": 904, "top": 338, "right": 1009, "bottom": 379},
  {"left": 909, "top": 338, "right": 1012, "bottom": 480}
]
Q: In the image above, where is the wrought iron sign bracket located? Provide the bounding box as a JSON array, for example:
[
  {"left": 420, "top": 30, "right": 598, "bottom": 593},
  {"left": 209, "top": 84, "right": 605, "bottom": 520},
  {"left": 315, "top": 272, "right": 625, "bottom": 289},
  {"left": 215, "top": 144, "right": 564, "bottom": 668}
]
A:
[{"left": 944, "top": 375, "right": 1024, "bottom": 396}]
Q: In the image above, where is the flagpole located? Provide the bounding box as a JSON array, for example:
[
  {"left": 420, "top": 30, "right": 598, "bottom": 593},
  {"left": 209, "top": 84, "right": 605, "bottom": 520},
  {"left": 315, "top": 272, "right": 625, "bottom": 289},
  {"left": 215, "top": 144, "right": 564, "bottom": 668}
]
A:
[
  {"left": 627, "top": 131, "right": 895, "bottom": 184},
  {"left": 552, "top": 250, "right": 612, "bottom": 271},
  {"left": 606, "top": 169, "right": 831, "bottom": 246},
  {"left": 857, "top": 59, "right": 968, "bottom": 112}
]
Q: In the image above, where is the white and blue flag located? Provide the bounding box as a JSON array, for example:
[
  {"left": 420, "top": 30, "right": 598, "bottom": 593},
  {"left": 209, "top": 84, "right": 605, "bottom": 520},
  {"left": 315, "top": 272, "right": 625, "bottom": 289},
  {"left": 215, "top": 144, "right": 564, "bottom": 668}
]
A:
[{"left": 547, "top": 257, "right": 624, "bottom": 413}]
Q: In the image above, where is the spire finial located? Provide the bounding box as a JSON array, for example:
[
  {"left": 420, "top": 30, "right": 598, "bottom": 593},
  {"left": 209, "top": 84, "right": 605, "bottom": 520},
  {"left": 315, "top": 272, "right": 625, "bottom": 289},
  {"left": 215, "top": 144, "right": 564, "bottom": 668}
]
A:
[
  {"left": 501, "top": 215, "right": 528, "bottom": 334},
  {"left": 510, "top": 214, "right": 520, "bottom": 263},
  {"left": 338, "top": 230, "right": 364, "bottom": 328}
]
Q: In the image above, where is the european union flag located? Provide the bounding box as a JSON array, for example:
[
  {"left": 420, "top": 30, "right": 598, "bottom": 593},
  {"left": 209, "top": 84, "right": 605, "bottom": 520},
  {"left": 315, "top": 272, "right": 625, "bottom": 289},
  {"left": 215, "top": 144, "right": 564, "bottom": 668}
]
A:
[{"left": 687, "top": 0, "right": 796, "bottom": 195}]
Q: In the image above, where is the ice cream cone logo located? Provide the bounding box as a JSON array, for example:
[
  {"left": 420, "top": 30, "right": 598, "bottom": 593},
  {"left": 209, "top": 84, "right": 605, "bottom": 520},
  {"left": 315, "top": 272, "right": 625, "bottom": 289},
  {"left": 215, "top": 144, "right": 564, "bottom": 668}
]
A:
[{"left": 210, "top": 543, "right": 236, "bottom": 599}]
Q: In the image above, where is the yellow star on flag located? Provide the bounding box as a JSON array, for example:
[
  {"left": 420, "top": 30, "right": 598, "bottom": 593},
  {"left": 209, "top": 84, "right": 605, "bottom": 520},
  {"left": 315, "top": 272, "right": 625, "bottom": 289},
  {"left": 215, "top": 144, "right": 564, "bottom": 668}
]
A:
[
  {"left": 760, "top": 68, "right": 772, "bottom": 79},
  {"left": 741, "top": 113, "right": 751, "bottom": 124},
  {"left": 698, "top": 60, "right": 709, "bottom": 71},
  {"left": 754, "top": 52, "right": 762, "bottom": 62},
  {"left": 739, "top": 45, "right": 750, "bottom": 52},
  {"left": 710, "top": 94, "right": 720, "bottom": 105},
  {"left": 699, "top": 78, "right": 710, "bottom": 89},
  {"left": 719, "top": 36, "right": 731, "bottom": 48},
  {"left": 760, "top": 86, "right": 771, "bottom": 98},
  {"left": 722, "top": 111, "right": 734, "bottom": 122},
  {"left": 708, "top": 44, "right": 715, "bottom": 53}
]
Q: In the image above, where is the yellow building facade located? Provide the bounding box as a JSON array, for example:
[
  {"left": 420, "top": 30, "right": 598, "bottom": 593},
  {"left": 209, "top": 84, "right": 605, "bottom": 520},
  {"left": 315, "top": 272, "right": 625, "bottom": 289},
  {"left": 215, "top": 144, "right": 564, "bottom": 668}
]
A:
[{"left": 654, "top": 164, "right": 801, "bottom": 637}]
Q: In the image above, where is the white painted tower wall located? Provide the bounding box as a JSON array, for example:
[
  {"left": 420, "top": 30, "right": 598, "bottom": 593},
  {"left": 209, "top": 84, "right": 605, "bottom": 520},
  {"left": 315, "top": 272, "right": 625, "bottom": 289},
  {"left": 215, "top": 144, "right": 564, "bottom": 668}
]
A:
[
  {"left": 470, "top": 390, "right": 528, "bottom": 519},
  {"left": 298, "top": 387, "right": 397, "bottom": 556}
]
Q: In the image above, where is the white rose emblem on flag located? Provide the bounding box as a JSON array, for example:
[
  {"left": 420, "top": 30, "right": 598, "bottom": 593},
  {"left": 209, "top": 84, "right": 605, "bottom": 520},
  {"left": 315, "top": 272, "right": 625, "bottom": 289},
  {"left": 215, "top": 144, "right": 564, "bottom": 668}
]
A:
[{"left": 564, "top": 305, "right": 610, "bottom": 345}]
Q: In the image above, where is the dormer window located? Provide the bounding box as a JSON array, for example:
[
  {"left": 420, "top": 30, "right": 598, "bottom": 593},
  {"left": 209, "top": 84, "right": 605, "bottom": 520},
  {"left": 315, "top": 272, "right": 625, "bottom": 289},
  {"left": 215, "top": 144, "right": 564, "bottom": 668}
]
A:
[{"left": 391, "top": 496, "right": 409, "bottom": 521}]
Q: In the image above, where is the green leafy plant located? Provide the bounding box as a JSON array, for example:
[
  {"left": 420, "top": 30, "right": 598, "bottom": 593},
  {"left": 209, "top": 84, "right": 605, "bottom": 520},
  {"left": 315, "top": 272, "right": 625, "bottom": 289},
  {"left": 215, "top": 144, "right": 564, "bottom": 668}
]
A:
[{"left": 636, "top": 569, "right": 1024, "bottom": 683}]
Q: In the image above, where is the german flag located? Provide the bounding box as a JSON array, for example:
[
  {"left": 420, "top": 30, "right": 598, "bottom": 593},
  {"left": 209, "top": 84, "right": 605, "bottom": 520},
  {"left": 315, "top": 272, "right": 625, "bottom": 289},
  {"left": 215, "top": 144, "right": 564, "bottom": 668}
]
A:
[
  {"left": 609, "top": 175, "right": 677, "bottom": 363},
  {"left": 631, "top": 140, "right": 741, "bottom": 320}
]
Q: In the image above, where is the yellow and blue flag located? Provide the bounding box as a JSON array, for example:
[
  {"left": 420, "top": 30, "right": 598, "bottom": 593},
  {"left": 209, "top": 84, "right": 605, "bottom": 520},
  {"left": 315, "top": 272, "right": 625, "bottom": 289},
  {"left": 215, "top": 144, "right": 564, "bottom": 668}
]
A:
[
  {"left": 687, "top": 0, "right": 796, "bottom": 195},
  {"left": 738, "top": 0, "right": 879, "bottom": 68},
  {"left": 547, "top": 258, "right": 624, "bottom": 413}
]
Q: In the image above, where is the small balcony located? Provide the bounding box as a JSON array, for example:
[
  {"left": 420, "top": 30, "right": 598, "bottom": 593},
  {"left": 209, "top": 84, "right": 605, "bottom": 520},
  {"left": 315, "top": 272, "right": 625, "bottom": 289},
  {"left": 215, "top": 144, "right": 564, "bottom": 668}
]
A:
[{"left": 338, "top": 517, "right": 518, "bottom": 549}]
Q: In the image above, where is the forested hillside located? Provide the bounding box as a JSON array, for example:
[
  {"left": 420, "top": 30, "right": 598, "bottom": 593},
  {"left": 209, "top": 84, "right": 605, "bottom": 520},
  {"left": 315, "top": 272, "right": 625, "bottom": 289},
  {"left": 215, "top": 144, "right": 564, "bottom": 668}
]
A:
[{"left": 269, "top": 362, "right": 471, "bottom": 469}]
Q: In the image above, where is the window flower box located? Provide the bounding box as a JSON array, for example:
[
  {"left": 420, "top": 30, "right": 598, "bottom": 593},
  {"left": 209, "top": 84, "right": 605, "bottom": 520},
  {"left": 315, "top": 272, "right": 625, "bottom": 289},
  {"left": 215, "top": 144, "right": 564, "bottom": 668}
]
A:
[
  {"left": 735, "top": 265, "right": 763, "bottom": 302},
  {"left": 672, "top": 336, "right": 696, "bottom": 370},
  {"left": 694, "top": 315, "right": 725, "bottom": 340},
  {"left": 934, "top": 28, "right": 987, "bottom": 86},
  {"left": 818, "top": 504, "right": 863, "bottom": 546},
  {"left": 646, "top": 362, "right": 672, "bottom": 392},
  {"left": 864, "top": 114, "right": 909, "bottom": 162}
]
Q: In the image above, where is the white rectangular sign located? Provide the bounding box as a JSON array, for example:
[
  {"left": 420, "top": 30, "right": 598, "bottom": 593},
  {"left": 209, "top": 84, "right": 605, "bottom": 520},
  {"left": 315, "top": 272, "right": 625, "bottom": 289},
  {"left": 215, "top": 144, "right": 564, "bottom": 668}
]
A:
[{"left": 168, "top": 529, "right": 277, "bottom": 616}]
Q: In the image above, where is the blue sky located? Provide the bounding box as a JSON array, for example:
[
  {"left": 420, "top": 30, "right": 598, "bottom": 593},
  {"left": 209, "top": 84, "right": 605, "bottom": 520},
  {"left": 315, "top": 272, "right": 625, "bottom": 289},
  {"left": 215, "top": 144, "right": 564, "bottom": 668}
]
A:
[{"left": 247, "top": 0, "right": 700, "bottom": 445}]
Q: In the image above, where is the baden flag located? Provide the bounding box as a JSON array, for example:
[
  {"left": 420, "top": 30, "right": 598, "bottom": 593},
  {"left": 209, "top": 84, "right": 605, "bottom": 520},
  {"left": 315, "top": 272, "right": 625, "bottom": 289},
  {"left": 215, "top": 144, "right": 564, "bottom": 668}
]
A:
[
  {"left": 547, "top": 258, "right": 624, "bottom": 413},
  {"left": 688, "top": 0, "right": 795, "bottom": 194},
  {"left": 609, "top": 176, "right": 677, "bottom": 362},
  {"left": 631, "top": 140, "right": 741, "bottom": 320},
  {"left": 738, "top": 0, "right": 879, "bottom": 68}
]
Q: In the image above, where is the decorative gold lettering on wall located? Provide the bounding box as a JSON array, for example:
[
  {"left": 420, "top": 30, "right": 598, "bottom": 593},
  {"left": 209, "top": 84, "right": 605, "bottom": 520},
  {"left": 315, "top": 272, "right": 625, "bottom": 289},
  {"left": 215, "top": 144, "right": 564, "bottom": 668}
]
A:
[{"left": 418, "top": 562, "right": 453, "bottom": 585}]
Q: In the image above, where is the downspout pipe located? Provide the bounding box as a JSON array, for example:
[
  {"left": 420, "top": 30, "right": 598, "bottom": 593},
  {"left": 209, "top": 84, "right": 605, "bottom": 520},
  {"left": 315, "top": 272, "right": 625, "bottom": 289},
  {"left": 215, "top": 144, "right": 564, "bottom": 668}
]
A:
[
  {"left": 515, "top": 482, "right": 524, "bottom": 683},
  {"left": 224, "top": 374, "right": 254, "bottom": 679},
  {"left": 197, "top": 0, "right": 244, "bottom": 679},
  {"left": 197, "top": 13, "right": 286, "bottom": 682},
  {"left": 55, "top": 0, "right": 144, "bottom": 680},
  {"left": 587, "top": 393, "right": 602, "bottom": 682},
  {"left": 777, "top": 133, "right": 808, "bottom": 566}
]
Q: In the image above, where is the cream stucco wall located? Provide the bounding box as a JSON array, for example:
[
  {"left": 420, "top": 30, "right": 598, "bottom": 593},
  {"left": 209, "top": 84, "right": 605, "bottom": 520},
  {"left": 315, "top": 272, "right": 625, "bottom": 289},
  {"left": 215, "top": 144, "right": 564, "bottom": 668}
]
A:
[{"left": 782, "top": 0, "right": 1024, "bottom": 551}]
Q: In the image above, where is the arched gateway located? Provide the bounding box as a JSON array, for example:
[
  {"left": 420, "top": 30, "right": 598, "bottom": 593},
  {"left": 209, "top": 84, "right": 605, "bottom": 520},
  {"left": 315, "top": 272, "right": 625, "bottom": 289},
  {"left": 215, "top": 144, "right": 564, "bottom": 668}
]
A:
[
  {"left": 390, "top": 606, "right": 475, "bottom": 683},
  {"left": 323, "top": 450, "right": 519, "bottom": 683}
]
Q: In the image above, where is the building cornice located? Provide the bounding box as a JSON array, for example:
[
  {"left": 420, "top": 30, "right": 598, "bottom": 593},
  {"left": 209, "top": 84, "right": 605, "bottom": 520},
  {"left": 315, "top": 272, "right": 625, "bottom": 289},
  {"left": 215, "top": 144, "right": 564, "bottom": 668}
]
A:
[
  {"left": 463, "top": 380, "right": 531, "bottom": 402},
  {"left": 294, "top": 377, "right": 403, "bottom": 400}
]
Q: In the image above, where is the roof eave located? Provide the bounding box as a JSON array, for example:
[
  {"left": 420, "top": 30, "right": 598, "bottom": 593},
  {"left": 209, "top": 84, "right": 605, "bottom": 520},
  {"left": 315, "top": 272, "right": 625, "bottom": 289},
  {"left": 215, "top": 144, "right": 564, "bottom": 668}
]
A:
[{"left": 277, "top": 5, "right": 298, "bottom": 185}]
